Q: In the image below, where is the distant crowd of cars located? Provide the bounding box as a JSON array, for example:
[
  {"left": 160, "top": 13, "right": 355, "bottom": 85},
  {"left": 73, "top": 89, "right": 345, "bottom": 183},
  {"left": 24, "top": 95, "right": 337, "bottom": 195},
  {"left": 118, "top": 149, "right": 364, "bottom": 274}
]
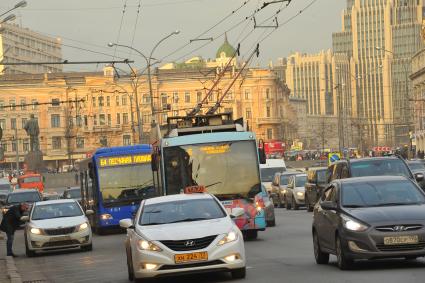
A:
[{"left": 260, "top": 155, "right": 425, "bottom": 270}]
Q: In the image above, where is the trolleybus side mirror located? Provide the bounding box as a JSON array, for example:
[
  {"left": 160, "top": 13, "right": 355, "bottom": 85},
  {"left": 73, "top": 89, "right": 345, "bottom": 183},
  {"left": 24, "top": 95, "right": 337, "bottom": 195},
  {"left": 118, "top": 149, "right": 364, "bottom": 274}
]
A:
[
  {"left": 85, "top": 209, "right": 94, "bottom": 216},
  {"left": 259, "top": 147, "right": 266, "bottom": 164},
  {"left": 88, "top": 163, "right": 94, "bottom": 179},
  {"left": 151, "top": 153, "right": 158, "bottom": 172}
]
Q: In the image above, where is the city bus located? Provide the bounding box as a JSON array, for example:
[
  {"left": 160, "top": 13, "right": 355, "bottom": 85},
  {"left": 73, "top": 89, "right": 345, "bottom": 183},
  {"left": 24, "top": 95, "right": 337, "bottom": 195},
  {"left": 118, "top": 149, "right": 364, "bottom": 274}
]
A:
[
  {"left": 78, "top": 145, "right": 155, "bottom": 234},
  {"left": 151, "top": 113, "right": 267, "bottom": 239}
]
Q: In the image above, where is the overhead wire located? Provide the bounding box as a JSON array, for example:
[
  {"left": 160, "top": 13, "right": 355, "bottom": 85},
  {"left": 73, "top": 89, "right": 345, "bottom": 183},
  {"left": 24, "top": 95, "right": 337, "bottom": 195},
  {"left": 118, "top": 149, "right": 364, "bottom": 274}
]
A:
[
  {"left": 128, "top": 0, "right": 143, "bottom": 60},
  {"left": 113, "top": 0, "right": 129, "bottom": 59}
]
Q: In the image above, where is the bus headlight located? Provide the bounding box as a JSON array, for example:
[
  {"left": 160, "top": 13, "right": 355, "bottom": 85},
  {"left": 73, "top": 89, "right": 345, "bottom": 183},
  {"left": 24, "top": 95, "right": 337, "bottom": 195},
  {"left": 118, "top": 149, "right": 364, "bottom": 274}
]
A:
[{"left": 100, "top": 214, "right": 112, "bottom": 220}]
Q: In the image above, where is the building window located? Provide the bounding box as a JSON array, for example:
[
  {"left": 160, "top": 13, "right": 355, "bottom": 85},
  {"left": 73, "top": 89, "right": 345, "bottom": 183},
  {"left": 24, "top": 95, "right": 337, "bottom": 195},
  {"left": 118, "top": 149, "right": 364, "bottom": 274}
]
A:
[
  {"left": 107, "top": 114, "right": 111, "bottom": 126},
  {"left": 20, "top": 99, "right": 26, "bottom": 110},
  {"left": 52, "top": 137, "right": 61, "bottom": 149},
  {"left": 12, "top": 140, "right": 17, "bottom": 152},
  {"left": 267, "top": 128, "right": 273, "bottom": 140},
  {"left": 51, "top": 98, "right": 60, "bottom": 107},
  {"left": 266, "top": 106, "right": 271, "bottom": 118},
  {"left": 98, "top": 96, "right": 104, "bottom": 107},
  {"left": 123, "top": 113, "right": 129, "bottom": 124},
  {"left": 76, "top": 137, "right": 84, "bottom": 149},
  {"left": 265, "top": 88, "right": 271, "bottom": 99},
  {"left": 197, "top": 91, "right": 202, "bottom": 103},
  {"left": 123, "top": 135, "right": 131, "bottom": 146},
  {"left": 143, "top": 94, "right": 150, "bottom": 104},
  {"left": 161, "top": 93, "right": 168, "bottom": 106},
  {"left": 0, "top": 100, "right": 4, "bottom": 111},
  {"left": 23, "top": 139, "right": 29, "bottom": 152},
  {"left": 0, "top": 119, "right": 5, "bottom": 130},
  {"left": 99, "top": 114, "right": 106, "bottom": 125},
  {"left": 116, "top": 113, "right": 121, "bottom": 125},
  {"left": 51, "top": 114, "right": 60, "bottom": 128},
  {"left": 226, "top": 91, "right": 233, "bottom": 100},
  {"left": 92, "top": 97, "right": 96, "bottom": 107},
  {"left": 9, "top": 100, "right": 16, "bottom": 111},
  {"left": 162, "top": 113, "right": 167, "bottom": 122},
  {"left": 246, "top": 108, "right": 252, "bottom": 119},
  {"left": 173, "top": 92, "right": 179, "bottom": 103},
  {"left": 11, "top": 118, "right": 16, "bottom": 130},
  {"left": 224, "top": 108, "right": 232, "bottom": 113},
  {"left": 21, "top": 118, "right": 27, "bottom": 129},
  {"left": 116, "top": 96, "right": 120, "bottom": 106},
  {"left": 84, "top": 115, "right": 88, "bottom": 127},
  {"left": 142, "top": 114, "right": 151, "bottom": 124},
  {"left": 1, "top": 142, "right": 7, "bottom": 152},
  {"left": 122, "top": 96, "right": 127, "bottom": 106},
  {"left": 244, "top": 89, "right": 251, "bottom": 100},
  {"left": 106, "top": 96, "right": 110, "bottom": 106},
  {"left": 76, "top": 115, "right": 82, "bottom": 127},
  {"left": 31, "top": 99, "right": 38, "bottom": 110},
  {"left": 185, "top": 92, "right": 191, "bottom": 103},
  {"left": 93, "top": 114, "right": 97, "bottom": 126}
]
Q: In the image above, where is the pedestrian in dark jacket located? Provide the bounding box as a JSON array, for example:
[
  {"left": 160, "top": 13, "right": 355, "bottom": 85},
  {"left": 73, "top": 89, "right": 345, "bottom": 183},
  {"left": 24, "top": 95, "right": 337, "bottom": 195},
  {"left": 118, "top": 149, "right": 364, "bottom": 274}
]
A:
[{"left": 0, "top": 203, "right": 29, "bottom": 256}]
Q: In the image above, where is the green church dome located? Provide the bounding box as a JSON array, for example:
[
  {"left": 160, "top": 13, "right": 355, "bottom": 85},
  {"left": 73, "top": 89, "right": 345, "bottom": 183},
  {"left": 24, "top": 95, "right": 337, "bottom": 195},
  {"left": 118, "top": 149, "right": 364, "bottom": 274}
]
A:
[{"left": 216, "top": 34, "right": 236, "bottom": 58}]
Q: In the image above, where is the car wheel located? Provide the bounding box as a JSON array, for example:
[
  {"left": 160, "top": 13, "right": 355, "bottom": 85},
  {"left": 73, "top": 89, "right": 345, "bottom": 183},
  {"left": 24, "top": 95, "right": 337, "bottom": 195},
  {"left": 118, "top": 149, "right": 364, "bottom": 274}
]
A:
[
  {"left": 267, "top": 217, "right": 276, "bottom": 227},
  {"left": 292, "top": 196, "right": 299, "bottom": 210},
  {"left": 25, "top": 240, "right": 36, "bottom": 257},
  {"left": 285, "top": 196, "right": 292, "bottom": 210},
  {"left": 313, "top": 231, "right": 329, "bottom": 264},
  {"left": 245, "top": 230, "right": 258, "bottom": 240},
  {"left": 278, "top": 196, "right": 285, "bottom": 208},
  {"left": 81, "top": 243, "right": 93, "bottom": 252},
  {"left": 127, "top": 247, "right": 135, "bottom": 281},
  {"left": 231, "top": 267, "right": 246, "bottom": 279},
  {"left": 336, "top": 236, "right": 353, "bottom": 270}
]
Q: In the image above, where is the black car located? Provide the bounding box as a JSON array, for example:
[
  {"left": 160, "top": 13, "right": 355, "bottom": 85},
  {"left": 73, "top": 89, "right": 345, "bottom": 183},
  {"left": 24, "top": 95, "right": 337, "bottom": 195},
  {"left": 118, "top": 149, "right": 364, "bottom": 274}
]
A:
[
  {"left": 313, "top": 176, "right": 425, "bottom": 270},
  {"left": 407, "top": 160, "right": 425, "bottom": 190},
  {"left": 304, "top": 167, "right": 327, "bottom": 212},
  {"left": 327, "top": 156, "right": 423, "bottom": 185},
  {"left": 2, "top": 189, "right": 42, "bottom": 215}
]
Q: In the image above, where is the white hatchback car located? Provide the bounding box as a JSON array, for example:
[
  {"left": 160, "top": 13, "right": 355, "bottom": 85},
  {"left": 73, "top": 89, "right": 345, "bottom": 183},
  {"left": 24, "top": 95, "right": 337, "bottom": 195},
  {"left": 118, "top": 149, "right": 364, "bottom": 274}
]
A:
[
  {"left": 120, "top": 193, "right": 246, "bottom": 281},
  {"left": 22, "top": 199, "right": 93, "bottom": 256}
]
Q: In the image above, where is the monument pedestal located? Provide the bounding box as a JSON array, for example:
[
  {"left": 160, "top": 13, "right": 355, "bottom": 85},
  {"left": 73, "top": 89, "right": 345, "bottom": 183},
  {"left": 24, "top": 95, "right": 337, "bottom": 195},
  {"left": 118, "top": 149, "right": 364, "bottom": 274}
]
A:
[{"left": 24, "top": 150, "right": 44, "bottom": 172}]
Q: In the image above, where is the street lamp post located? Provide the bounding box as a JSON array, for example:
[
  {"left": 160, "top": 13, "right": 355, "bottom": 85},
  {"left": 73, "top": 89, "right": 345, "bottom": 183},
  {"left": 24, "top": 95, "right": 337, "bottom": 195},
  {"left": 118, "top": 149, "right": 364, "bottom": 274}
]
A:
[
  {"left": 108, "top": 30, "right": 180, "bottom": 141},
  {"left": 0, "top": 1, "right": 26, "bottom": 18},
  {"left": 376, "top": 46, "right": 411, "bottom": 149}
]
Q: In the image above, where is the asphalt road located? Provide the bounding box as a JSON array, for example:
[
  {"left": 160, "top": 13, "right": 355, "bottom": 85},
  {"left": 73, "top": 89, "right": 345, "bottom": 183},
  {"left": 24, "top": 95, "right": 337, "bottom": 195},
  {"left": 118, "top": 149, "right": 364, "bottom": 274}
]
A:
[{"left": 8, "top": 209, "right": 425, "bottom": 283}]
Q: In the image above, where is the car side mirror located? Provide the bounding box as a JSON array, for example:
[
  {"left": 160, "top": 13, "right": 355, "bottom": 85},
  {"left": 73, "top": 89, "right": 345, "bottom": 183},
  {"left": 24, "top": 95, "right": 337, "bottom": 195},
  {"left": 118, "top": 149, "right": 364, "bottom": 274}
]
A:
[
  {"left": 42, "top": 197, "right": 49, "bottom": 201},
  {"left": 321, "top": 201, "right": 338, "bottom": 211},
  {"left": 20, "top": 216, "right": 29, "bottom": 222},
  {"left": 415, "top": 173, "right": 424, "bottom": 182},
  {"left": 119, "top": 218, "right": 134, "bottom": 229},
  {"left": 85, "top": 209, "right": 94, "bottom": 216},
  {"left": 230, "top": 207, "right": 245, "bottom": 219}
]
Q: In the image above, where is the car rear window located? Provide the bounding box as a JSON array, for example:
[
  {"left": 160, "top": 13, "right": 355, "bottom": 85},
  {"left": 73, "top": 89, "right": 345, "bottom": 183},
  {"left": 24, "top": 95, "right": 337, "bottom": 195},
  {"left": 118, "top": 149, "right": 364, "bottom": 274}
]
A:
[
  {"left": 341, "top": 180, "right": 425, "bottom": 208},
  {"left": 261, "top": 167, "right": 285, "bottom": 182},
  {"left": 317, "top": 170, "right": 327, "bottom": 184},
  {"left": 295, "top": 176, "right": 307, "bottom": 187},
  {"left": 350, "top": 160, "right": 411, "bottom": 178},
  {"left": 7, "top": 192, "right": 41, "bottom": 204}
]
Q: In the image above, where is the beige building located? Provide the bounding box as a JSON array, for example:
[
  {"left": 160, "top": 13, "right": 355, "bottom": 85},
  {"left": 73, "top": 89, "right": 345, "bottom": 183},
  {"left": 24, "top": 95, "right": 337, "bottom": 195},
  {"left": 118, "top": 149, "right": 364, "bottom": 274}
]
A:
[
  {"left": 333, "top": 0, "right": 424, "bottom": 147},
  {"left": 0, "top": 23, "right": 62, "bottom": 75},
  {"left": 0, "top": 37, "right": 293, "bottom": 170},
  {"left": 411, "top": 47, "right": 425, "bottom": 151}
]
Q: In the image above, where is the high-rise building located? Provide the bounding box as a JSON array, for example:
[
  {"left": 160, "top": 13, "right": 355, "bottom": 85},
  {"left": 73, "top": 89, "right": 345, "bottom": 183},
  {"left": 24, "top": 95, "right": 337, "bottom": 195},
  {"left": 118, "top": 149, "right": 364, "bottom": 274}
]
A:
[
  {"left": 0, "top": 23, "right": 62, "bottom": 75},
  {"left": 333, "top": 0, "right": 424, "bottom": 147}
]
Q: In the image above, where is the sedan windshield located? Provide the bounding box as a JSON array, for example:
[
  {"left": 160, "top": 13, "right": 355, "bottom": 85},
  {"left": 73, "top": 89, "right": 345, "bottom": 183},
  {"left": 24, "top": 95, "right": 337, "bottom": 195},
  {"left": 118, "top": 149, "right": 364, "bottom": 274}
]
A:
[
  {"left": 7, "top": 192, "right": 40, "bottom": 204},
  {"left": 140, "top": 198, "right": 226, "bottom": 226},
  {"left": 280, "top": 174, "right": 295, "bottom": 186},
  {"left": 350, "top": 160, "right": 412, "bottom": 178},
  {"left": 341, "top": 180, "right": 425, "bottom": 208},
  {"left": 32, "top": 202, "right": 83, "bottom": 220}
]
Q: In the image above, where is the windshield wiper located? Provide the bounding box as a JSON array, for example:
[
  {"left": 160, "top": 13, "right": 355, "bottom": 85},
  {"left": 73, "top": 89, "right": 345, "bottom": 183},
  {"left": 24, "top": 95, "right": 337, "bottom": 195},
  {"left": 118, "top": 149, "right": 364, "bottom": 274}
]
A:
[
  {"left": 167, "top": 217, "right": 211, "bottom": 224},
  {"left": 343, "top": 205, "right": 366, "bottom": 208},
  {"left": 371, "top": 202, "right": 413, "bottom": 207}
]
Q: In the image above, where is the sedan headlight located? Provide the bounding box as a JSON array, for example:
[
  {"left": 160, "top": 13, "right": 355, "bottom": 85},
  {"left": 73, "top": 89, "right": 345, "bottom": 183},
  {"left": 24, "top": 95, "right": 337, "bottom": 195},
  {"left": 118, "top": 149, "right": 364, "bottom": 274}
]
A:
[
  {"left": 341, "top": 214, "right": 368, "bottom": 232},
  {"left": 30, "top": 227, "right": 42, "bottom": 235},
  {"left": 296, "top": 192, "right": 304, "bottom": 197},
  {"left": 77, "top": 222, "right": 89, "bottom": 232},
  {"left": 217, "top": 231, "right": 238, "bottom": 246},
  {"left": 137, "top": 239, "right": 162, "bottom": 252}
]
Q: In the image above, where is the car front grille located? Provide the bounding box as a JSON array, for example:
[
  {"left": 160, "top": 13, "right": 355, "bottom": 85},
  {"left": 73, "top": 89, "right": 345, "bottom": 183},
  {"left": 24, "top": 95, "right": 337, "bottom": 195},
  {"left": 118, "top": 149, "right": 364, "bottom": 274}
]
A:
[
  {"left": 376, "top": 242, "right": 425, "bottom": 252},
  {"left": 159, "top": 235, "right": 217, "bottom": 251},
  {"left": 375, "top": 225, "right": 423, "bottom": 232},
  {"left": 44, "top": 227, "right": 76, "bottom": 236},
  {"left": 158, "top": 260, "right": 224, "bottom": 270},
  {"left": 42, "top": 240, "right": 80, "bottom": 248}
]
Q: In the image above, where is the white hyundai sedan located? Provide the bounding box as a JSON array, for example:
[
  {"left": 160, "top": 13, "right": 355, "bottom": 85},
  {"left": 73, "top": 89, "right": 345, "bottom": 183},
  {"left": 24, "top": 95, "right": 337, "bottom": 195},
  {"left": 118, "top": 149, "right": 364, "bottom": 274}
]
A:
[
  {"left": 22, "top": 199, "right": 93, "bottom": 256},
  {"left": 120, "top": 193, "right": 246, "bottom": 281}
]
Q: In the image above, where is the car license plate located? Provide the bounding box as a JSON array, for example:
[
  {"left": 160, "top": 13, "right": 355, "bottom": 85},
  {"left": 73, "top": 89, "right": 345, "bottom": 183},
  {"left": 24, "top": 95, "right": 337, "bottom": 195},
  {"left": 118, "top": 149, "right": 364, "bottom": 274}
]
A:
[
  {"left": 384, "top": 235, "right": 419, "bottom": 245},
  {"left": 50, "top": 236, "right": 71, "bottom": 242},
  {"left": 174, "top": 252, "right": 208, "bottom": 264}
]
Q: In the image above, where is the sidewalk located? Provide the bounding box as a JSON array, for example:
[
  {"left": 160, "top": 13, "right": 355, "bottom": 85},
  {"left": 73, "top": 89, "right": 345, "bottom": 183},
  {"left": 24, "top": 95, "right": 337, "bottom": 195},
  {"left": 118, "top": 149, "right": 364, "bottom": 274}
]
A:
[{"left": 0, "top": 234, "right": 22, "bottom": 283}]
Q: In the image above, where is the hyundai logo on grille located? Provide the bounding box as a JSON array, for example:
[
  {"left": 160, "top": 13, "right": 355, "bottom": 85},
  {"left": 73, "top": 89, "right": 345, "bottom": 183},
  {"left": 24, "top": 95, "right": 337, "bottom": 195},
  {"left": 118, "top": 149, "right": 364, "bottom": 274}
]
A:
[
  {"left": 184, "top": 240, "right": 195, "bottom": 247},
  {"left": 393, "top": 225, "right": 406, "bottom": 232}
]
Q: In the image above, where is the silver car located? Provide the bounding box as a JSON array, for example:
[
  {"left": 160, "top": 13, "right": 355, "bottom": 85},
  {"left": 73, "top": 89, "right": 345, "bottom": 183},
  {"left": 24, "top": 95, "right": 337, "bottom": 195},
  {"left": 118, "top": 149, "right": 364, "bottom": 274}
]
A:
[{"left": 284, "top": 174, "right": 307, "bottom": 210}]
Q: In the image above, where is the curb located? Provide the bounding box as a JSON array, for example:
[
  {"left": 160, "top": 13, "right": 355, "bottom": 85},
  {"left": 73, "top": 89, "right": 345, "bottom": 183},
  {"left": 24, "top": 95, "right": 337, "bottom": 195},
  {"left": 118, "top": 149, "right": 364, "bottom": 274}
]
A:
[{"left": 0, "top": 237, "right": 23, "bottom": 283}]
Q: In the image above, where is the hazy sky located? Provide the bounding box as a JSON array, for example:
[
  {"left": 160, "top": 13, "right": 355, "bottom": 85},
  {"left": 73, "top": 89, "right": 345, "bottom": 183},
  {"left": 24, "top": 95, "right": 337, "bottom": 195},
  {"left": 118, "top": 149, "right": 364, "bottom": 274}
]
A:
[{"left": 1, "top": 0, "right": 346, "bottom": 72}]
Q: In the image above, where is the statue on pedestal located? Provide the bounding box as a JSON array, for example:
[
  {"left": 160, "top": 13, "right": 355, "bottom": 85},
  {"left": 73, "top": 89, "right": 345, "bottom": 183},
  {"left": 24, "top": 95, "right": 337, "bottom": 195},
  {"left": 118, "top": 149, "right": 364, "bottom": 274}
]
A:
[{"left": 24, "top": 114, "right": 40, "bottom": 152}]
